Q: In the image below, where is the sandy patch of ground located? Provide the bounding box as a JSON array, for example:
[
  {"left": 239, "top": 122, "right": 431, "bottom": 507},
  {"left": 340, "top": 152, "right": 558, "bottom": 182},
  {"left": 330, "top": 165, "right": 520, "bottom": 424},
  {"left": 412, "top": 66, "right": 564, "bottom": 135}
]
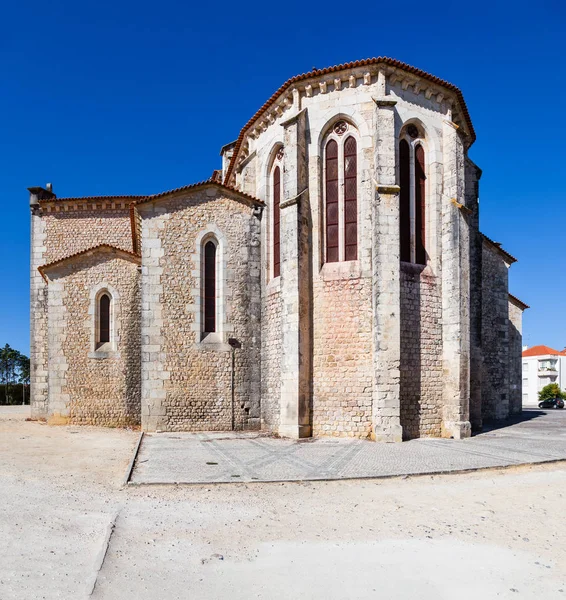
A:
[{"left": 1, "top": 414, "right": 565, "bottom": 599}]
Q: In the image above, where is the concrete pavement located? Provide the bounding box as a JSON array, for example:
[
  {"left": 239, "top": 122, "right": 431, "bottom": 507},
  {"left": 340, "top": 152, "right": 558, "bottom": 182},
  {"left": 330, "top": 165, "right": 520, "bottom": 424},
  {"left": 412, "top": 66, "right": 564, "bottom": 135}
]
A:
[{"left": 130, "top": 408, "right": 566, "bottom": 484}]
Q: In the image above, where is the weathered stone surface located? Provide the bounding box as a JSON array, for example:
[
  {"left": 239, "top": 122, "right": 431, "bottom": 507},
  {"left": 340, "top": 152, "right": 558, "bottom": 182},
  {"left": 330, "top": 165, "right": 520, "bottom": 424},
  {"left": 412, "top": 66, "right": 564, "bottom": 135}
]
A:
[{"left": 30, "top": 59, "right": 525, "bottom": 439}]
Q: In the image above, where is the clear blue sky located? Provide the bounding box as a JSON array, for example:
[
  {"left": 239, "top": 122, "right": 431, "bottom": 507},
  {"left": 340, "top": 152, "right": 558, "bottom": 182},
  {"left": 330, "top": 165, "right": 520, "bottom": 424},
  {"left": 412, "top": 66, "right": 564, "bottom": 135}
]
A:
[{"left": 1, "top": 0, "right": 564, "bottom": 356}]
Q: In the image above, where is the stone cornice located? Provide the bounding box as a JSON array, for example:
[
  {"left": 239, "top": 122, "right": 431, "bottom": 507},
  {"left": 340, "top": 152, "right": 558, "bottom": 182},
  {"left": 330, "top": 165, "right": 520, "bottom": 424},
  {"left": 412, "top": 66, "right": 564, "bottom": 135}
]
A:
[
  {"left": 225, "top": 57, "right": 476, "bottom": 186},
  {"left": 40, "top": 200, "right": 134, "bottom": 213}
]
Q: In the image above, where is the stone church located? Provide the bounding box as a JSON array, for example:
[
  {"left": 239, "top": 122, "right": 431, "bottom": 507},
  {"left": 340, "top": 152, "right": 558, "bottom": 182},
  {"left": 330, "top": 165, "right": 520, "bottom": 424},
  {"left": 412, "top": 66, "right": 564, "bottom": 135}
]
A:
[{"left": 29, "top": 57, "right": 527, "bottom": 441}]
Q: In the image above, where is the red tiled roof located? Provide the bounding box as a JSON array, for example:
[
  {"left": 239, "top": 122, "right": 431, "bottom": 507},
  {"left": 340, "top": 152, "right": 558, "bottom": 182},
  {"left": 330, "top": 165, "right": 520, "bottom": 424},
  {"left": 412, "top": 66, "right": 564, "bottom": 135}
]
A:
[
  {"left": 135, "top": 179, "right": 264, "bottom": 207},
  {"left": 38, "top": 244, "right": 141, "bottom": 282},
  {"left": 522, "top": 345, "right": 564, "bottom": 357},
  {"left": 481, "top": 233, "right": 518, "bottom": 264},
  {"left": 225, "top": 57, "right": 476, "bottom": 185},
  {"left": 39, "top": 195, "right": 146, "bottom": 203},
  {"left": 508, "top": 293, "right": 529, "bottom": 310}
]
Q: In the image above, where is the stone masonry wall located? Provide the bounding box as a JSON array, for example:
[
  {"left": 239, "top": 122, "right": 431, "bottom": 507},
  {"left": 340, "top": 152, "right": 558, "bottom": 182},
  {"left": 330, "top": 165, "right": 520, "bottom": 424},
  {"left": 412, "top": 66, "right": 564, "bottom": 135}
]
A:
[
  {"left": 43, "top": 207, "right": 132, "bottom": 262},
  {"left": 30, "top": 211, "right": 48, "bottom": 418},
  {"left": 400, "top": 265, "right": 443, "bottom": 439},
  {"left": 260, "top": 283, "right": 282, "bottom": 430},
  {"left": 46, "top": 253, "right": 141, "bottom": 426},
  {"left": 139, "top": 188, "right": 261, "bottom": 432},
  {"left": 312, "top": 272, "right": 373, "bottom": 438},
  {"left": 508, "top": 299, "right": 523, "bottom": 415},
  {"left": 481, "top": 243, "right": 510, "bottom": 421}
]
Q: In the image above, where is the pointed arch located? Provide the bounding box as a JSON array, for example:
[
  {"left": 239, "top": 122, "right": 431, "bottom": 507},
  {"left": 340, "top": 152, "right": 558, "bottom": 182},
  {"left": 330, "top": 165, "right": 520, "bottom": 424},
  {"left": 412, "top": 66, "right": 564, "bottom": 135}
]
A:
[
  {"left": 325, "top": 139, "right": 339, "bottom": 263},
  {"left": 399, "top": 121, "right": 427, "bottom": 265},
  {"left": 98, "top": 293, "right": 111, "bottom": 344},
  {"left": 343, "top": 135, "right": 358, "bottom": 261},
  {"left": 204, "top": 239, "right": 217, "bottom": 333},
  {"left": 399, "top": 139, "right": 411, "bottom": 262},
  {"left": 273, "top": 165, "right": 281, "bottom": 278},
  {"left": 415, "top": 144, "right": 426, "bottom": 265}
]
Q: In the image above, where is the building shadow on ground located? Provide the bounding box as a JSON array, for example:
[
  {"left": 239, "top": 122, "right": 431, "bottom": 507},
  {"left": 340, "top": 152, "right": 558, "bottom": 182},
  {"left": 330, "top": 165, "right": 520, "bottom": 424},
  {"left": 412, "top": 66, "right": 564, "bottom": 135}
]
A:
[{"left": 475, "top": 408, "right": 547, "bottom": 435}]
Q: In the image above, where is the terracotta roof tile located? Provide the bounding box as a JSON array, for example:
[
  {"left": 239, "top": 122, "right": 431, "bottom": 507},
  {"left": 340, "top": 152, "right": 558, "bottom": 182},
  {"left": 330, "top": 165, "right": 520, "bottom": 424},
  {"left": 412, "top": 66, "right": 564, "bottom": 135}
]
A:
[
  {"left": 508, "top": 293, "right": 529, "bottom": 310},
  {"left": 225, "top": 57, "right": 476, "bottom": 184},
  {"left": 522, "top": 345, "right": 563, "bottom": 357},
  {"left": 39, "top": 195, "right": 146, "bottom": 203},
  {"left": 481, "top": 233, "right": 518, "bottom": 264},
  {"left": 38, "top": 244, "right": 141, "bottom": 282},
  {"left": 135, "top": 179, "right": 264, "bottom": 207}
]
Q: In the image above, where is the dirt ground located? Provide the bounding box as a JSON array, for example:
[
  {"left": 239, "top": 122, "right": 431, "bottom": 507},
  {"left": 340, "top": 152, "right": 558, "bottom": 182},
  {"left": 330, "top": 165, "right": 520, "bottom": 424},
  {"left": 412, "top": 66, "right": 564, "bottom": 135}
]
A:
[{"left": 1, "top": 412, "right": 565, "bottom": 599}]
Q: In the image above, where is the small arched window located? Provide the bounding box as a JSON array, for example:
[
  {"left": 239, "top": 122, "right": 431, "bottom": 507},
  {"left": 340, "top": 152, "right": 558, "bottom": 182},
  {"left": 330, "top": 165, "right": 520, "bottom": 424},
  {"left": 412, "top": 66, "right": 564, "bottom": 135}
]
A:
[
  {"left": 204, "top": 240, "right": 216, "bottom": 333},
  {"left": 96, "top": 292, "right": 112, "bottom": 349},
  {"left": 399, "top": 127, "right": 426, "bottom": 265},
  {"left": 99, "top": 294, "right": 110, "bottom": 343},
  {"left": 324, "top": 121, "right": 358, "bottom": 263},
  {"left": 273, "top": 166, "right": 281, "bottom": 278}
]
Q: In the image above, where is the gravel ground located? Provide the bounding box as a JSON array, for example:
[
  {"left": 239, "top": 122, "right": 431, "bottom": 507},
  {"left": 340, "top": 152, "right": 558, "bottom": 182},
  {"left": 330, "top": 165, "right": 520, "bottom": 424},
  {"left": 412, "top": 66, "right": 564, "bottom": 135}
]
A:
[{"left": 1, "top": 412, "right": 565, "bottom": 599}]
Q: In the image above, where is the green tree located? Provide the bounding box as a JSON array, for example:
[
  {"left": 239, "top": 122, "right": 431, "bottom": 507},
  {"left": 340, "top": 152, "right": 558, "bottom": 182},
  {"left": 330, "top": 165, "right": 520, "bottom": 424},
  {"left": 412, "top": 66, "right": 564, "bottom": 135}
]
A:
[
  {"left": 0, "top": 345, "right": 30, "bottom": 404},
  {"left": 538, "top": 383, "right": 566, "bottom": 402}
]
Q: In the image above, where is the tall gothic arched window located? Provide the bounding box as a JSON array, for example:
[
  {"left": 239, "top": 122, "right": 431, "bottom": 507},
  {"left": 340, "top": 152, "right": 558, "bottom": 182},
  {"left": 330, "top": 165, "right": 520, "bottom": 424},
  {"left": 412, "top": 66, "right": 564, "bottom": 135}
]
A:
[
  {"left": 415, "top": 144, "right": 426, "bottom": 265},
  {"left": 273, "top": 165, "right": 281, "bottom": 278},
  {"left": 399, "top": 125, "right": 426, "bottom": 265},
  {"left": 324, "top": 120, "right": 358, "bottom": 263},
  {"left": 204, "top": 240, "right": 216, "bottom": 333},
  {"left": 399, "top": 139, "right": 411, "bottom": 262},
  {"left": 343, "top": 135, "right": 358, "bottom": 261},
  {"left": 325, "top": 139, "right": 339, "bottom": 263}
]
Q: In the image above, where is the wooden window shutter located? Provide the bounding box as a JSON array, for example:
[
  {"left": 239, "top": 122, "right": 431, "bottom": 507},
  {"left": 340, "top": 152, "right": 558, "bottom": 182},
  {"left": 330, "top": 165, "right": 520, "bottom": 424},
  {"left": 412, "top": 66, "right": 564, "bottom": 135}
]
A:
[
  {"left": 273, "top": 166, "right": 281, "bottom": 278},
  {"left": 399, "top": 139, "right": 411, "bottom": 262},
  {"left": 99, "top": 294, "right": 110, "bottom": 344},
  {"left": 204, "top": 241, "right": 216, "bottom": 333},
  {"left": 343, "top": 136, "right": 358, "bottom": 261},
  {"left": 325, "top": 139, "right": 339, "bottom": 263},
  {"left": 415, "top": 144, "right": 426, "bottom": 265}
]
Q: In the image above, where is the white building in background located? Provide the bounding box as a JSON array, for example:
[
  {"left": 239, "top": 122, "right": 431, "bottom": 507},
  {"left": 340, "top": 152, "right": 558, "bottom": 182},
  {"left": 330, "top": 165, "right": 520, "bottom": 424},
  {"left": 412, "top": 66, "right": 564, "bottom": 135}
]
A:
[{"left": 522, "top": 345, "right": 566, "bottom": 406}]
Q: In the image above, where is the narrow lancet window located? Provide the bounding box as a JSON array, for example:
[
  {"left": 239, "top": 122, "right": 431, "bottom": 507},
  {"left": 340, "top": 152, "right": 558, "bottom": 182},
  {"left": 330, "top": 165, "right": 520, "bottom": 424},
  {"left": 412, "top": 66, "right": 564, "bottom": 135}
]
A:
[
  {"left": 399, "top": 139, "right": 411, "bottom": 262},
  {"left": 415, "top": 144, "right": 426, "bottom": 265},
  {"left": 325, "top": 139, "right": 339, "bottom": 263},
  {"left": 399, "top": 131, "right": 426, "bottom": 265},
  {"left": 273, "top": 166, "right": 281, "bottom": 278},
  {"left": 99, "top": 294, "right": 110, "bottom": 345},
  {"left": 343, "top": 136, "right": 358, "bottom": 261},
  {"left": 204, "top": 241, "right": 216, "bottom": 333}
]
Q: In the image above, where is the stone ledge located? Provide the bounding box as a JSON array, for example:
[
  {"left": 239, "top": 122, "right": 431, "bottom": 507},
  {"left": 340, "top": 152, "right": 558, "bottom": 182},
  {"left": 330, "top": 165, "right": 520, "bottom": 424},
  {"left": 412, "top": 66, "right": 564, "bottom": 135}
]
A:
[
  {"left": 88, "top": 350, "right": 120, "bottom": 360},
  {"left": 372, "top": 96, "right": 397, "bottom": 107},
  {"left": 375, "top": 183, "right": 400, "bottom": 194},
  {"left": 319, "top": 260, "right": 362, "bottom": 282}
]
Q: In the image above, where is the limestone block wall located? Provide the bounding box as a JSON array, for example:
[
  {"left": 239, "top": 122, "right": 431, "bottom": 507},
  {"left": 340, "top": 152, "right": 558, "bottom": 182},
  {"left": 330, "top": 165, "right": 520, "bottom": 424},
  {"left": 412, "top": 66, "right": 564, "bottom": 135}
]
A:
[
  {"left": 508, "top": 299, "right": 524, "bottom": 415},
  {"left": 312, "top": 271, "right": 373, "bottom": 438},
  {"left": 481, "top": 243, "right": 510, "bottom": 420},
  {"left": 260, "top": 283, "right": 282, "bottom": 430},
  {"left": 30, "top": 211, "right": 48, "bottom": 418},
  {"left": 138, "top": 188, "right": 262, "bottom": 432},
  {"left": 400, "top": 265, "right": 443, "bottom": 439},
  {"left": 45, "top": 254, "right": 141, "bottom": 426}
]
